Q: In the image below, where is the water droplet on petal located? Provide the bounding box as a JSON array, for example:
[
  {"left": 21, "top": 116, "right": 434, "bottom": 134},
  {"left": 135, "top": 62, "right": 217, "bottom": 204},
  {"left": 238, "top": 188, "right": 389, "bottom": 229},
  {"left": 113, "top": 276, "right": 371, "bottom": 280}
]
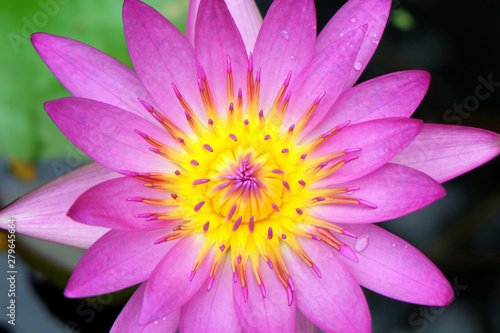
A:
[
  {"left": 404, "top": 244, "right": 408, "bottom": 249},
  {"left": 290, "top": 55, "right": 295, "bottom": 60},
  {"left": 354, "top": 233, "right": 369, "bottom": 252},
  {"left": 281, "top": 30, "right": 290, "bottom": 40},
  {"left": 312, "top": 25, "right": 317, "bottom": 31},
  {"left": 153, "top": 320, "right": 159, "bottom": 325},
  {"left": 392, "top": 243, "right": 397, "bottom": 248},
  {"left": 373, "top": 40, "right": 379, "bottom": 45},
  {"left": 339, "top": 32, "right": 344, "bottom": 37},
  {"left": 373, "top": 33, "right": 378, "bottom": 38},
  {"left": 351, "top": 17, "right": 356, "bottom": 23},
  {"left": 354, "top": 61, "right": 363, "bottom": 71}
]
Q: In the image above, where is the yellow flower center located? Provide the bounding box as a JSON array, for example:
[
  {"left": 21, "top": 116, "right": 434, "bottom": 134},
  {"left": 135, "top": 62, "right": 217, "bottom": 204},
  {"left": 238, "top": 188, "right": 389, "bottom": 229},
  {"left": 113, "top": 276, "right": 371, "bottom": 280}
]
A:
[{"left": 132, "top": 56, "right": 373, "bottom": 303}]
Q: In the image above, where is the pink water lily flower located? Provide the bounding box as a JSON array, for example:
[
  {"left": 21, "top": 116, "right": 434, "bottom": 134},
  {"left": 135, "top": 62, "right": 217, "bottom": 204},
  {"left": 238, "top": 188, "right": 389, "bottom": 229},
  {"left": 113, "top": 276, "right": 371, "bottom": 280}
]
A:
[{"left": 2, "top": 0, "right": 500, "bottom": 332}]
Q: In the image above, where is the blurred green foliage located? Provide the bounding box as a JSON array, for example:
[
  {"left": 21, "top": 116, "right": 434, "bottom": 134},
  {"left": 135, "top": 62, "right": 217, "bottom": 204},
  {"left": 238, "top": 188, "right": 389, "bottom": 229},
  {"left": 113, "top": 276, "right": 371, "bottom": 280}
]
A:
[{"left": 0, "top": 0, "right": 188, "bottom": 163}]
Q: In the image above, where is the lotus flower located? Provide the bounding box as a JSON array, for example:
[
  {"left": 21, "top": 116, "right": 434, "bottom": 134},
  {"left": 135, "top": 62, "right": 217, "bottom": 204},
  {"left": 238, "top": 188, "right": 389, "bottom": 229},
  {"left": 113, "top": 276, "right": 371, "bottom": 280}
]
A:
[{"left": 1, "top": 0, "right": 499, "bottom": 332}]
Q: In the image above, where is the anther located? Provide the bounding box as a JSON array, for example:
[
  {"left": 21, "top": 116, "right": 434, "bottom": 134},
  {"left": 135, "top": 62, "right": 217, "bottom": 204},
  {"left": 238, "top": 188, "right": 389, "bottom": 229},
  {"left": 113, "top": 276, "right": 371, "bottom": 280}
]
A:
[
  {"left": 260, "top": 284, "right": 266, "bottom": 298},
  {"left": 341, "top": 229, "right": 357, "bottom": 238},
  {"left": 312, "top": 264, "right": 322, "bottom": 278},
  {"left": 207, "top": 276, "right": 215, "bottom": 291},
  {"left": 225, "top": 203, "right": 237, "bottom": 221},
  {"left": 248, "top": 216, "right": 254, "bottom": 233},
  {"left": 268, "top": 227, "right": 273, "bottom": 239},
  {"left": 264, "top": 135, "right": 271, "bottom": 140},
  {"left": 192, "top": 178, "right": 210, "bottom": 186},
  {"left": 232, "top": 216, "right": 242, "bottom": 231},
  {"left": 288, "top": 277, "right": 295, "bottom": 292},
  {"left": 358, "top": 199, "right": 377, "bottom": 209},
  {"left": 190, "top": 160, "right": 199, "bottom": 166},
  {"left": 194, "top": 201, "right": 205, "bottom": 212},
  {"left": 281, "top": 148, "right": 289, "bottom": 154},
  {"left": 296, "top": 208, "right": 303, "bottom": 215},
  {"left": 228, "top": 133, "right": 237, "bottom": 141},
  {"left": 203, "top": 221, "right": 210, "bottom": 232},
  {"left": 272, "top": 203, "right": 280, "bottom": 213},
  {"left": 126, "top": 197, "right": 143, "bottom": 202},
  {"left": 203, "top": 144, "right": 213, "bottom": 152},
  {"left": 282, "top": 180, "right": 291, "bottom": 192}
]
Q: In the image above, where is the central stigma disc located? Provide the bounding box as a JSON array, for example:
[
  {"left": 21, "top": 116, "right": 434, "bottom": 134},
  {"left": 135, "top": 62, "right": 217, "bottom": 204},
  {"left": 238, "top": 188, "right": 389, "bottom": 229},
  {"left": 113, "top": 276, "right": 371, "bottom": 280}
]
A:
[{"left": 207, "top": 146, "right": 284, "bottom": 222}]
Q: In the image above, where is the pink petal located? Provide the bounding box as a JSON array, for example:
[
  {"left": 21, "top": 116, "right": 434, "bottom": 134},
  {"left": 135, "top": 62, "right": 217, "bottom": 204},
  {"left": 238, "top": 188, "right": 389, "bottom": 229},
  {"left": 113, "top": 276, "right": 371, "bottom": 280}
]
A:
[
  {"left": 140, "top": 235, "right": 214, "bottom": 324},
  {"left": 68, "top": 177, "right": 178, "bottom": 231},
  {"left": 31, "top": 33, "right": 157, "bottom": 122},
  {"left": 295, "top": 310, "right": 319, "bottom": 333},
  {"left": 313, "top": 163, "right": 446, "bottom": 223},
  {"left": 0, "top": 162, "right": 115, "bottom": 249},
  {"left": 65, "top": 229, "right": 178, "bottom": 297},
  {"left": 253, "top": 0, "right": 316, "bottom": 112},
  {"left": 391, "top": 124, "right": 500, "bottom": 183},
  {"left": 233, "top": 259, "right": 296, "bottom": 332},
  {"left": 180, "top": 260, "right": 241, "bottom": 332},
  {"left": 311, "top": 118, "right": 423, "bottom": 183},
  {"left": 284, "top": 238, "right": 371, "bottom": 333},
  {"left": 194, "top": 0, "right": 248, "bottom": 115},
  {"left": 334, "top": 223, "right": 454, "bottom": 306},
  {"left": 285, "top": 25, "right": 366, "bottom": 135},
  {"left": 316, "top": 0, "right": 392, "bottom": 89},
  {"left": 45, "top": 97, "right": 175, "bottom": 173},
  {"left": 187, "top": 0, "right": 262, "bottom": 53},
  {"left": 111, "top": 282, "right": 180, "bottom": 333},
  {"left": 306, "top": 70, "right": 430, "bottom": 140},
  {"left": 123, "top": 0, "right": 204, "bottom": 129}
]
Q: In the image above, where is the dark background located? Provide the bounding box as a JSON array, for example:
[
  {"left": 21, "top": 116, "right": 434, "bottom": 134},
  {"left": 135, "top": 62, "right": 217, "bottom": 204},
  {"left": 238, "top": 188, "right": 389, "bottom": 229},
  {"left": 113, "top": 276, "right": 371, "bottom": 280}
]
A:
[{"left": 1, "top": 0, "right": 499, "bottom": 332}]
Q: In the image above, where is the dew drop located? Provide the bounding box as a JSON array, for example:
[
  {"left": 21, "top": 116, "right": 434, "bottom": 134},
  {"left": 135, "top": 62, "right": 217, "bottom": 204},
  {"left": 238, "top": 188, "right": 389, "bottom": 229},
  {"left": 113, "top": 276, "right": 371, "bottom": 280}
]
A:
[
  {"left": 290, "top": 55, "right": 295, "bottom": 60},
  {"left": 281, "top": 30, "right": 290, "bottom": 40},
  {"left": 153, "top": 321, "right": 159, "bottom": 325},
  {"left": 354, "top": 233, "right": 369, "bottom": 252},
  {"left": 351, "top": 17, "right": 356, "bottom": 23},
  {"left": 312, "top": 25, "right": 317, "bottom": 31},
  {"left": 404, "top": 244, "right": 408, "bottom": 249},
  {"left": 391, "top": 243, "right": 397, "bottom": 248},
  {"left": 354, "top": 61, "right": 363, "bottom": 71},
  {"left": 339, "top": 32, "right": 344, "bottom": 37},
  {"left": 373, "top": 33, "right": 378, "bottom": 38},
  {"left": 373, "top": 40, "right": 379, "bottom": 45}
]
